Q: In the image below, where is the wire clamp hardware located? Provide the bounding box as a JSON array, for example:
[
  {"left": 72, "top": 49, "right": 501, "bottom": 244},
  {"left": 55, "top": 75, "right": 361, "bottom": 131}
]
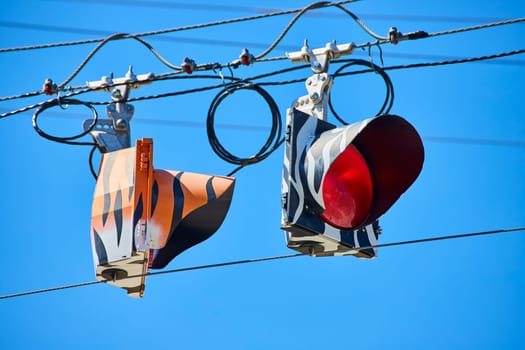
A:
[
  {"left": 83, "top": 66, "right": 154, "bottom": 152},
  {"left": 181, "top": 57, "right": 196, "bottom": 74},
  {"left": 388, "top": 27, "right": 429, "bottom": 44},
  {"left": 293, "top": 72, "right": 333, "bottom": 121},
  {"left": 388, "top": 27, "right": 401, "bottom": 44},
  {"left": 232, "top": 48, "right": 256, "bottom": 67},
  {"left": 42, "top": 78, "right": 58, "bottom": 95},
  {"left": 286, "top": 39, "right": 355, "bottom": 73}
]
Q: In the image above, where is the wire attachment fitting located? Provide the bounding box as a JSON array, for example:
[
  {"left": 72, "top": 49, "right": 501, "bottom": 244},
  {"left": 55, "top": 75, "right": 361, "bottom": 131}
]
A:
[
  {"left": 293, "top": 73, "right": 333, "bottom": 121},
  {"left": 388, "top": 27, "right": 401, "bottom": 44},
  {"left": 181, "top": 57, "right": 196, "bottom": 74},
  {"left": 42, "top": 78, "right": 58, "bottom": 95},
  {"left": 389, "top": 27, "right": 429, "bottom": 44},
  {"left": 286, "top": 39, "right": 355, "bottom": 73},
  {"left": 239, "top": 48, "right": 255, "bottom": 66},
  {"left": 83, "top": 66, "right": 154, "bottom": 152}
]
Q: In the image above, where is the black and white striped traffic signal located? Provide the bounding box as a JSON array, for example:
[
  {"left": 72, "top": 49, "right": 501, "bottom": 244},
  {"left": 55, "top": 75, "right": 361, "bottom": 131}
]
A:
[{"left": 281, "top": 108, "right": 424, "bottom": 258}]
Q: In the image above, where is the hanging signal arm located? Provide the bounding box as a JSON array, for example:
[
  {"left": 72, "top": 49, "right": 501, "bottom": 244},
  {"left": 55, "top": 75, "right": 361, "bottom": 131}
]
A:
[
  {"left": 83, "top": 66, "right": 155, "bottom": 152},
  {"left": 286, "top": 40, "right": 355, "bottom": 120},
  {"left": 281, "top": 39, "right": 387, "bottom": 258}
]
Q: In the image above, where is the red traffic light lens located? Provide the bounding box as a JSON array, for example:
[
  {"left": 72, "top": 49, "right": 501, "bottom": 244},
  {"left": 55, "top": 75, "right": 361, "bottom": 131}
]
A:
[{"left": 320, "top": 144, "right": 373, "bottom": 229}]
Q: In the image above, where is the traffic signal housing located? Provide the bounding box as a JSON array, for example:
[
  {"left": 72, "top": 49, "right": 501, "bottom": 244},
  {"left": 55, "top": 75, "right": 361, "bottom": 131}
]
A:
[
  {"left": 281, "top": 108, "right": 424, "bottom": 258},
  {"left": 90, "top": 138, "right": 235, "bottom": 297}
]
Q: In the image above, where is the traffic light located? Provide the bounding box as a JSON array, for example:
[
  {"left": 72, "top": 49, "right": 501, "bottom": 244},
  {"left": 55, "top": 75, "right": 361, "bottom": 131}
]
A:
[
  {"left": 281, "top": 108, "right": 424, "bottom": 258},
  {"left": 90, "top": 138, "right": 235, "bottom": 297}
]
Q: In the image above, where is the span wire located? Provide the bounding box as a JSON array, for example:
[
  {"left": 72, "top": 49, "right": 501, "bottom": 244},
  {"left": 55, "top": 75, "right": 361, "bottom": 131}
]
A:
[{"left": 1, "top": 226, "right": 523, "bottom": 300}]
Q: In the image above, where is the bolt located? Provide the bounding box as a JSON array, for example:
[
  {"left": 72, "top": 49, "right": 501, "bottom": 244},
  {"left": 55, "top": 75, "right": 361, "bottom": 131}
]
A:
[
  {"left": 111, "top": 88, "right": 122, "bottom": 100},
  {"left": 115, "top": 119, "right": 128, "bottom": 130},
  {"left": 307, "top": 79, "right": 312, "bottom": 86},
  {"left": 310, "top": 92, "right": 320, "bottom": 102}
]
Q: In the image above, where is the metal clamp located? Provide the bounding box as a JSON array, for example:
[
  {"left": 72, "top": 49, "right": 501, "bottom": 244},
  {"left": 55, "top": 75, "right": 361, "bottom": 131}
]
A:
[
  {"left": 287, "top": 39, "right": 355, "bottom": 120},
  {"left": 293, "top": 73, "right": 332, "bottom": 121},
  {"left": 83, "top": 66, "right": 154, "bottom": 152},
  {"left": 286, "top": 40, "right": 355, "bottom": 73}
]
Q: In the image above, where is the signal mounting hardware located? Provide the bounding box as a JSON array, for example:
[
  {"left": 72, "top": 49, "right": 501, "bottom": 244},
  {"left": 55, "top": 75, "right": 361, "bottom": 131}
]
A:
[
  {"left": 83, "top": 68, "right": 235, "bottom": 297},
  {"left": 83, "top": 66, "right": 154, "bottom": 152},
  {"left": 281, "top": 40, "right": 424, "bottom": 258}
]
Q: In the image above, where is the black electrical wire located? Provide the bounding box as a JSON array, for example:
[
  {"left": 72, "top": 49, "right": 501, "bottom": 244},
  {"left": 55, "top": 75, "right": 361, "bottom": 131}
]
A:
[
  {"left": 32, "top": 98, "right": 98, "bottom": 146},
  {"left": 3, "top": 48, "right": 523, "bottom": 122},
  {"left": 254, "top": 0, "right": 397, "bottom": 60},
  {"left": 0, "top": 1, "right": 359, "bottom": 54},
  {"left": 1, "top": 226, "right": 523, "bottom": 300},
  {"left": 329, "top": 58, "right": 394, "bottom": 124},
  {"left": 57, "top": 33, "right": 182, "bottom": 90},
  {"left": 89, "top": 145, "right": 99, "bottom": 180},
  {"left": 206, "top": 82, "right": 283, "bottom": 171}
]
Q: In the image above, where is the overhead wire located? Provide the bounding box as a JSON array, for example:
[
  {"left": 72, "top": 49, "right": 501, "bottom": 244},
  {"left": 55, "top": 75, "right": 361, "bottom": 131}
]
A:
[
  {"left": 0, "top": 4, "right": 523, "bottom": 57},
  {"left": 252, "top": 0, "right": 389, "bottom": 60},
  {"left": 0, "top": 2, "right": 523, "bottom": 301},
  {"left": 80, "top": 48, "right": 525, "bottom": 105},
  {"left": 0, "top": 88, "right": 93, "bottom": 119},
  {"left": 0, "top": 3, "right": 523, "bottom": 174},
  {"left": 0, "top": 46, "right": 518, "bottom": 182},
  {"left": 428, "top": 17, "right": 525, "bottom": 38},
  {"left": 0, "top": 1, "right": 359, "bottom": 54},
  {"left": 0, "top": 1, "right": 362, "bottom": 104},
  {"left": 0, "top": 3, "right": 523, "bottom": 106},
  {"left": 56, "top": 32, "right": 183, "bottom": 90},
  {"left": 1, "top": 226, "right": 523, "bottom": 300},
  {"left": 0, "top": 13, "right": 519, "bottom": 57},
  {"left": 1, "top": 47, "right": 523, "bottom": 122},
  {"left": 2, "top": 21, "right": 524, "bottom": 67},
  {"left": 42, "top": 0, "right": 511, "bottom": 24},
  {"left": 8, "top": 106, "right": 525, "bottom": 148}
]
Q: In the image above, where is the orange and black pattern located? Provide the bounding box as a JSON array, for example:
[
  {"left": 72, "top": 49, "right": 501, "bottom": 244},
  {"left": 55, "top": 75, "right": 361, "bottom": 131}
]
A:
[{"left": 90, "top": 138, "right": 235, "bottom": 297}]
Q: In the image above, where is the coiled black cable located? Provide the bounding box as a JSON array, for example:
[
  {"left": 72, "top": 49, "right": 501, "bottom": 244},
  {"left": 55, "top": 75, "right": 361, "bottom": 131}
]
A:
[
  {"left": 329, "top": 59, "right": 394, "bottom": 125},
  {"left": 33, "top": 98, "right": 99, "bottom": 146},
  {"left": 33, "top": 98, "right": 100, "bottom": 179},
  {"left": 206, "top": 82, "right": 283, "bottom": 175}
]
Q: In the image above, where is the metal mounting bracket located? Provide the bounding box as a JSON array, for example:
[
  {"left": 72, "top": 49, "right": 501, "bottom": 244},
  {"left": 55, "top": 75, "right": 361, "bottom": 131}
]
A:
[
  {"left": 83, "top": 66, "right": 154, "bottom": 152},
  {"left": 287, "top": 40, "right": 355, "bottom": 121},
  {"left": 286, "top": 40, "right": 355, "bottom": 73},
  {"left": 293, "top": 72, "right": 332, "bottom": 121}
]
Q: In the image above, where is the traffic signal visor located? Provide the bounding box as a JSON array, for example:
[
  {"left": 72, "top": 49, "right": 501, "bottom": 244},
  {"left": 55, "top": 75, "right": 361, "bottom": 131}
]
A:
[
  {"left": 90, "top": 138, "right": 235, "bottom": 297},
  {"left": 282, "top": 109, "right": 424, "bottom": 257}
]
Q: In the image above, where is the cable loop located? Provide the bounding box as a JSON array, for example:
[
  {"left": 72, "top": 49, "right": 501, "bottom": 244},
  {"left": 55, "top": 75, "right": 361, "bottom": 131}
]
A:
[
  {"left": 32, "top": 98, "right": 98, "bottom": 146},
  {"left": 206, "top": 82, "right": 282, "bottom": 168},
  {"left": 329, "top": 59, "right": 394, "bottom": 125}
]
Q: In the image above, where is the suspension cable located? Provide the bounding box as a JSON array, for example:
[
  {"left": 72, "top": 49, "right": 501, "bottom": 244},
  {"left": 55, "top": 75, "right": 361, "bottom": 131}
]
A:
[
  {"left": 1, "top": 226, "right": 523, "bottom": 300},
  {"left": 0, "top": 1, "right": 359, "bottom": 54}
]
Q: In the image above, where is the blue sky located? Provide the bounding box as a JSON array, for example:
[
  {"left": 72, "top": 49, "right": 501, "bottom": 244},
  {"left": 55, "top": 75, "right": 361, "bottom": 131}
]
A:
[{"left": 1, "top": 1, "right": 524, "bottom": 349}]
